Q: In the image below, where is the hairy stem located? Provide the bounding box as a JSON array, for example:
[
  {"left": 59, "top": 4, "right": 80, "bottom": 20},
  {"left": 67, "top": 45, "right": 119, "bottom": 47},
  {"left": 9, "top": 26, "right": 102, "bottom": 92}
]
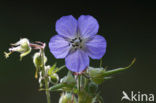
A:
[
  {"left": 41, "top": 48, "right": 51, "bottom": 103},
  {"left": 78, "top": 75, "right": 81, "bottom": 91},
  {"left": 45, "top": 78, "right": 51, "bottom": 103}
]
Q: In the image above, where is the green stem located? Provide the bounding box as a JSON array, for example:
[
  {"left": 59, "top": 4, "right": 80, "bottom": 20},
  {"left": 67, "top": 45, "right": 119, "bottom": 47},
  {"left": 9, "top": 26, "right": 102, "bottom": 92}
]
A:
[
  {"left": 84, "top": 76, "right": 89, "bottom": 89},
  {"left": 45, "top": 78, "right": 51, "bottom": 103},
  {"left": 78, "top": 75, "right": 81, "bottom": 91},
  {"left": 41, "top": 48, "right": 51, "bottom": 103},
  {"left": 100, "top": 58, "right": 103, "bottom": 67}
]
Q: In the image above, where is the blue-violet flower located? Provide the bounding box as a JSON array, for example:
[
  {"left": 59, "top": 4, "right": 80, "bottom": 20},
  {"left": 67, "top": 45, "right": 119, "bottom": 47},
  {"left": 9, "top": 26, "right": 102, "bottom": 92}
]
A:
[{"left": 49, "top": 15, "right": 107, "bottom": 72}]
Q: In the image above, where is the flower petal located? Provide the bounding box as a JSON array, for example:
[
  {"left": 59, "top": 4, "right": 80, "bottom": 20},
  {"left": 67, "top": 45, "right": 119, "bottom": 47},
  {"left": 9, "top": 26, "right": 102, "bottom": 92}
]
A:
[
  {"left": 78, "top": 15, "right": 99, "bottom": 38},
  {"left": 85, "top": 35, "right": 107, "bottom": 59},
  {"left": 56, "top": 15, "right": 77, "bottom": 39},
  {"left": 49, "top": 35, "right": 70, "bottom": 59},
  {"left": 65, "top": 50, "right": 89, "bottom": 72}
]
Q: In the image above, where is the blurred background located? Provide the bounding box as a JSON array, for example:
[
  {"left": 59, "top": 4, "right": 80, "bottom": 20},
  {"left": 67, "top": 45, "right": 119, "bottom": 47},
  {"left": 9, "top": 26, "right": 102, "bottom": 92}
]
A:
[{"left": 0, "top": 1, "right": 156, "bottom": 103}]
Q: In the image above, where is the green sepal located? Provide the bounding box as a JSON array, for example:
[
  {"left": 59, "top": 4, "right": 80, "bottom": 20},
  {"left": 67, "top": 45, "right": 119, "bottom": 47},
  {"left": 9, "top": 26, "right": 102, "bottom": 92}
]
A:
[
  {"left": 48, "top": 63, "right": 57, "bottom": 76},
  {"left": 20, "top": 46, "right": 31, "bottom": 61},
  {"left": 54, "top": 65, "right": 66, "bottom": 73},
  {"left": 48, "top": 64, "right": 65, "bottom": 76},
  {"left": 88, "top": 58, "right": 136, "bottom": 84},
  {"left": 102, "top": 58, "right": 136, "bottom": 77},
  {"left": 61, "top": 71, "right": 76, "bottom": 84},
  {"left": 88, "top": 67, "right": 105, "bottom": 84}
]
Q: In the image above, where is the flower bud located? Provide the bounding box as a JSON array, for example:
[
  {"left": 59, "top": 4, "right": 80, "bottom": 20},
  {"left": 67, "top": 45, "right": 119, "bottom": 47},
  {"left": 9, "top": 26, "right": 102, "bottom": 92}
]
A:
[
  {"left": 33, "top": 52, "right": 47, "bottom": 78},
  {"left": 59, "top": 92, "right": 77, "bottom": 103},
  {"left": 50, "top": 73, "right": 59, "bottom": 84},
  {"left": 88, "top": 67, "right": 105, "bottom": 84},
  {"left": 33, "top": 52, "right": 47, "bottom": 68},
  {"left": 8, "top": 38, "right": 31, "bottom": 60}
]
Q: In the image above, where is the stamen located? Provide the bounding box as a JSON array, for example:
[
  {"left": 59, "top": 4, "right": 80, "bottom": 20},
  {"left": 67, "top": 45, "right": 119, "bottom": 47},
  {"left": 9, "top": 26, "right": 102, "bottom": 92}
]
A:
[
  {"left": 72, "top": 44, "right": 75, "bottom": 47},
  {"left": 70, "top": 37, "right": 83, "bottom": 49},
  {"left": 75, "top": 44, "right": 79, "bottom": 46},
  {"left": 79, "top": 37, "right": 82, "bottom": 42}
]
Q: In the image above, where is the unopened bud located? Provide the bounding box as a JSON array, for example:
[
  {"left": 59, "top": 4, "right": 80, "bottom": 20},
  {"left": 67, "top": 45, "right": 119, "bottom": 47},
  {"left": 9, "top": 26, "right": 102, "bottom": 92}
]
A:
[
  {"left": 33, "top": 52, "right": 47, "bottom": 78},
  {"left": 59, "top": 92, "right": 77, "bottom": 103},
  {"left": 6, "top": 38, "right": 31, "bottom": 60},
  {"left": 88, "top": 67, "right": 105, "bottom": 84},
  {"left": 33, "top": 52, "right": 47, "bottom": 68},
  {"left": 50, "top": 73, "right": 59, "bottom": 84}
]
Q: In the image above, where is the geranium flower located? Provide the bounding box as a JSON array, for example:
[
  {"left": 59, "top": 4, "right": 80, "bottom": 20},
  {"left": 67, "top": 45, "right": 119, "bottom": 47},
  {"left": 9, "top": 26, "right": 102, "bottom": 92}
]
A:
[{"left": 49, "top": 15, "right": 107, "bottom": 72}]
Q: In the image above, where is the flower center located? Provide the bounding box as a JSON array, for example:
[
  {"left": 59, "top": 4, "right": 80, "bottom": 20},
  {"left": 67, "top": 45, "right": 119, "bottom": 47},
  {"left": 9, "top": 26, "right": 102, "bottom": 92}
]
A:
[{"left": 70, "top": 37, "right": 83, "bottom": 49}]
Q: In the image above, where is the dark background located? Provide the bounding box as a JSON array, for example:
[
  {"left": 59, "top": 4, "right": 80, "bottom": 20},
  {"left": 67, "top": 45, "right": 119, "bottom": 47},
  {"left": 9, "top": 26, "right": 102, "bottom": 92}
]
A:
[{"left": 0, "top": 1, "right": 156, "bottom": 103}]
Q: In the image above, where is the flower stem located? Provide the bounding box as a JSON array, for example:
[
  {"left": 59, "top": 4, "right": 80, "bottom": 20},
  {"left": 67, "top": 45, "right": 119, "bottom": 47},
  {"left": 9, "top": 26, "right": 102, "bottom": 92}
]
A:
[
  {"left": 40, "top": 48, "right": 51, "bottom": 103},
  {"left": 45, "top": 78, "right": 51, "bottom": 103},
  {"left": 78, "top": 75, "right": 81, "bottom": 91}
]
